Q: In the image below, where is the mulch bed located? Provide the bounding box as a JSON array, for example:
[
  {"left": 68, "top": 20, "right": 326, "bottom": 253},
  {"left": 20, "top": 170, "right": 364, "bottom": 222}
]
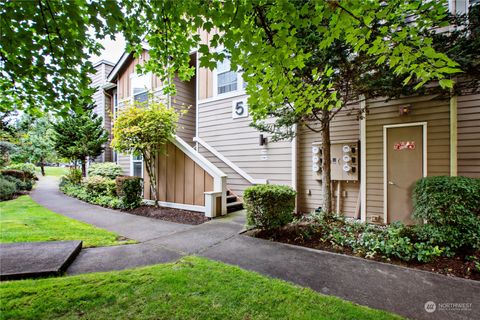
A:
[
  {"left": 249, "top": 226, "right": 480, "bottom": 281},
  {"left": 125, "top": 206, "right": 209, "bottom": 225}
]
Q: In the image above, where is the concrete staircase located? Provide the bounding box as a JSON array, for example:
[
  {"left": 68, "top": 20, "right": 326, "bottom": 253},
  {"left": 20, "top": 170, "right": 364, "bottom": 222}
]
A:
[{"left": 226, "top": 190, "right": 244, "bottom": 213}]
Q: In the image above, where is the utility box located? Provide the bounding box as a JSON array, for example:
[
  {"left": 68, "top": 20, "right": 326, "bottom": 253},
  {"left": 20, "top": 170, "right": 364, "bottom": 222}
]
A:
[{"left": 312, "top": 141, "right": 359, "bottom": 181}]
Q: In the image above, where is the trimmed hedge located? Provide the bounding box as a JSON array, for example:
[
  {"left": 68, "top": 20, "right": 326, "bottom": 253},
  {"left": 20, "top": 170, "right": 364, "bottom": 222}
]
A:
[
  {"left": 413, "top": 176, "right": 480, "bottom": 251},
  {"left": 87, "top": 162, "right": 123, "bottom": 179},
  {"left": 3, "top": 175, "right": 32, "bottom": 191},
  {"left": 83, "top": 175, "right": 117, "bottom": 197},
  {"left": 115, "top": 176, "right": 143, "bottom": 209},
  {"left": 244, "top": 184, "right": 296, "bottom": 230}
]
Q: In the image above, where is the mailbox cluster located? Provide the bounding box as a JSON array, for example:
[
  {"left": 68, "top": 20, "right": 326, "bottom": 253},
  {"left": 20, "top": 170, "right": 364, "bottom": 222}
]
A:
[{"left": 312, "top": 141, "right": 359, "bottom": 181}]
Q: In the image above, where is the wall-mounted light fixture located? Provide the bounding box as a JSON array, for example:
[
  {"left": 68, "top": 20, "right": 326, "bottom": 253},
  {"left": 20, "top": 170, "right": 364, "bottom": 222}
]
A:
[
  {"left": 259, "top": 134, "right": 268, "bottom": 146},
  {"left": 399, "top": 104, "right": 412, "bottom": 116}
]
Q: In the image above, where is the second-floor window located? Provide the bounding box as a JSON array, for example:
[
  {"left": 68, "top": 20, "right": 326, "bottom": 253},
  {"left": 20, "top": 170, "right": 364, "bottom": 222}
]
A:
[
  {"left": 217, "top": 55, "right": 238, "bottom": 94},
  {"left": 131, "top": 73, "right": 151, "bottom": 103}
]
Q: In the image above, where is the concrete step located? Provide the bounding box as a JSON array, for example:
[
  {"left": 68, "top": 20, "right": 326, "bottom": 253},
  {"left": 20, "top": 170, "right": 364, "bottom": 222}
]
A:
[{"left": 226, "top": 201, "right": 244, "bottom": 213}]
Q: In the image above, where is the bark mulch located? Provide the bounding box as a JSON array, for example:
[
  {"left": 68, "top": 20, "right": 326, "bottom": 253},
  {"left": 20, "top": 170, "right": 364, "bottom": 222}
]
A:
[
  {"left": 249, "top": 227, "right": 480, "bottom": 281},
  {"left": 125, "top": 206, "right": 209, "bottom": 225}
]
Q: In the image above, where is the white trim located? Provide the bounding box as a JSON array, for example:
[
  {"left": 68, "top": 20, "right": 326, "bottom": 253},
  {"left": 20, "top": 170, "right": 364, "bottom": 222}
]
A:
[
  {"left": 383, "top": 122, "right": 427, "bottom": 224},
  {"left": 195, "top": 52, "right": 199, "bottom": 151},
  {"left": 173, "top": 136, "right": 226, "bottom": 179},
  {"left": 193, "top": 136, "right": 268, "bottom": 185},
  {"left": 143, "top": 199, "right": 205, "bottom": 213},
  {"left": 107, "top": 52, "right": 130, "bottom": 83},
  {"left": 198, "top": 90, "right": 247, "bottom": 105},
  {"left": 359, "top": 96, "right": 367, "bottom": 222}
]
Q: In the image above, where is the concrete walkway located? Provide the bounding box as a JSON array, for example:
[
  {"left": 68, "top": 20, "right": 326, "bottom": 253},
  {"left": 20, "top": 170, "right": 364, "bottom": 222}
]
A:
[{"left": 29, "top": 176, "right": 480, "bottom": 320}]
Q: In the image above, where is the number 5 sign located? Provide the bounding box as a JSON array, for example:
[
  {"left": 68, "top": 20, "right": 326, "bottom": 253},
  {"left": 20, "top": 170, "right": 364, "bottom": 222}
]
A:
[{"left": 232, "top": 99, "right": 249, "bottom": 119}]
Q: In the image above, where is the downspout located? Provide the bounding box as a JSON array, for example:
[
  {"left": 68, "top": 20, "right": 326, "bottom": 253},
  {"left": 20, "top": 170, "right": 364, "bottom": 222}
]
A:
[
  {"left": 195, "top": 52, "right": 200, "bottom": 151},
  {"left": 359, "top": 95, "right": 367, "bottom": 222},
  {"left": 450, "top": 94, "right": 458, "bottom": 176},
  {"left": 291, "top": 124, "right": 298, "bottom": 211}
]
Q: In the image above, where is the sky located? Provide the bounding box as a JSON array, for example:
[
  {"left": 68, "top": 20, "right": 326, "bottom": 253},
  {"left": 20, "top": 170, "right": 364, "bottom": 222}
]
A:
[{"left": 89, "top": 34, "right": 126, "bottom": 65}]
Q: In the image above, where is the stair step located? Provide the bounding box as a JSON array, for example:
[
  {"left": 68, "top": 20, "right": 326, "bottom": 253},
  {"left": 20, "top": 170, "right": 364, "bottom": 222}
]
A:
[
  {"left": 226, "top": 201, "right": 244, "bottom": 213},
  {"left": 226, "top": 195, "right": 237, "bottom": 203}
]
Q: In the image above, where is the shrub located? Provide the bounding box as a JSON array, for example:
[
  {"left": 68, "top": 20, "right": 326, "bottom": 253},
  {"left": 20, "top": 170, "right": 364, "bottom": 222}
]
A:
[
  {"left": 1, "top": 169, "right": 25, "bottom": 181},
  {"left": 65, "top": 168, "right": 82, "bottom": 184},
  {"left": 244, "top": 184, "right": 296, "bottom": 230},
  {"left": 5, "top": 163, "right": 37, "bottom": 180},
  {"left": 60, "top": 181, "right": 123, "bottom": 209},
  {"left": 0, "top": 176, "right": 17, "bottom": 201},
  {"left": 83, "top": 175, "right": 116, "bottom": 196},
  {"left": 87, "top": 162, "right": 123, "bottom": 179},
  {"left": 3, "top": 175, "right": 32, "bottom": 191},
  {"left": 115, "top": 175, "right": 143, "bottom": 209},
  {"left": 413, "top": 176, "right": 480, "bottom": 250}
]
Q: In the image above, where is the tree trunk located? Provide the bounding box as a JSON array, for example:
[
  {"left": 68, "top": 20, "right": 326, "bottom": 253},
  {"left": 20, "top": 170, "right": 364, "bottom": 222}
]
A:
[
  {"left": 321, "top": 118, "right": 332, "bottom": 214},
  {"left": 40, "top": 156, "right": 45, "bottom": 176},
  {"left": 144, "top": 153, "right": 159, "bottom": 207},
  {"left": 81, "top": 158, "right": 87, "bottom": 177}
]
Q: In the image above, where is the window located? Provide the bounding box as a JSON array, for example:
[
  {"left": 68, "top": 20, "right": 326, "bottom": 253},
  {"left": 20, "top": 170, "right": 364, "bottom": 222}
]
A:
[
  {"left": 216, "top": 54, "right": 237, "bottom": 94},
  {"left": 131, "top": 154, "right": 143, "bottom": 177},
  {"left": 113, "top": 92, "right": 118, "bottom": 119},
  {"left": 131, "top": 73, "right": 151, "bottom": 103}
]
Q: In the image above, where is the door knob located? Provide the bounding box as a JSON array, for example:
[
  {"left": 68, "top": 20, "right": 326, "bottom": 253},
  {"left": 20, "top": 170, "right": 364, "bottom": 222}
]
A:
[{"left": 388, "top": 181, "right": 395, "bottom": 185}]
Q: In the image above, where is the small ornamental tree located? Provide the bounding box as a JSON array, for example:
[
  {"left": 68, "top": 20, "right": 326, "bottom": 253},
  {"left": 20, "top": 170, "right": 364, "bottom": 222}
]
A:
[
  {"left": 21, "top": 117, "right": 56, "bottom": 176},
  {"left": 111, "top": 99, "right": 180, "bottom": 207},
  {"left": 53, "top": 109, "right": 108, "bottom": 177}
]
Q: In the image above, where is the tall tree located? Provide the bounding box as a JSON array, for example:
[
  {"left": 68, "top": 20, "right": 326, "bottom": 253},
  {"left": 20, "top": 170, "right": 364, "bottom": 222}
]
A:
[
  {"left": 53, "top": 110, "right": 108, "bottom": 177},
  {"left": 111, "top": 99, "right": 180, "bottom": 207},
  {"left": 21, "top": 117, "right": 56, "bottom": 176}
]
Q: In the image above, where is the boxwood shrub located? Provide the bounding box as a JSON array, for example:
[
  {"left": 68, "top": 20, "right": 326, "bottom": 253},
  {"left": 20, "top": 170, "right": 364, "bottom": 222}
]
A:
[
  {"left": 115, "top": 176, "right": 143, "bottom": 209},
  {"left": 244, "top": 184, "right": 296, "bottom": 230},
  {"left": 1, "top": 169, "right": 25, "bottom": 181},
  {"left": 87, "top": 162, "right": 123, "bottom": 179},
  {"left": 413, "top": 176, "right": 480, "bottom": 251}
]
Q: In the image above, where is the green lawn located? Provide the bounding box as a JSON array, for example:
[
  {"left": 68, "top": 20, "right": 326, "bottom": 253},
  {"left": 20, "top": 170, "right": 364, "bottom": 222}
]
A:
[
  {"left": 36, "top": 166, "right": 68, "bottom": 177},
  {"left": 0, "top": 256, "right": 402, "bottom": 320},
  {"left": 0, "top": 196, "right": 134, "bottom": 247}
]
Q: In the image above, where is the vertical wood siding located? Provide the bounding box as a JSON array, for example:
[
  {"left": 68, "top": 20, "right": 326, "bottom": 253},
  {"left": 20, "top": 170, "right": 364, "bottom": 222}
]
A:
[
  {"left": 143, "top": 142, "right": 214, "bottom": 206},
  {"left": 457, "top": 94, "right": 480, "bottom": 178},
  {"left": 296, "top": 108, "right": 361, "bottom": 216},
  {"left": 198, "top": 29, "right": 214, "bottom": 100},
  {"left": 117, "top": 51, "right": 149, "bottom": 100},
  {"left": 365, "top": 95, "right": 451, "bottom": 223}
]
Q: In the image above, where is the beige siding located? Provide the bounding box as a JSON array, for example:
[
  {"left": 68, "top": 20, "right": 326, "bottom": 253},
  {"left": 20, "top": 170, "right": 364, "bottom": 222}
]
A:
[
  {"left": 198, "top": 94, "right": 292, "bottom": 197},
  {"left": 457, "top": 94, "right": 480, "bottom": 178},
  {"left": 365, "top": 95, "right": 451, "bottom": 223},
  {"left": 117, "top": 51, "right": 149, "bottom": 100},
  {"left": 297, "top": 108, "right": 361, "bottom": 216},
  {"left": 198, "top": 29, "right": 214, "bottom": 100},
  {"left": 172, "top": 75, "right": 196, "bottom": 145}
]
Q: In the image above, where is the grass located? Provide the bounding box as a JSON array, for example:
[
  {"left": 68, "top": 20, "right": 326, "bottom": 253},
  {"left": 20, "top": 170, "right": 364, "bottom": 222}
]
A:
[
  {"left": 0, "top": 256, "right": 402, "bottom": 320},
  {"left": 0, "top": 196, "right": 134, "bottom": 248},
  {"left": 36, "top": 166, "right": 68, "bottom": 177}
]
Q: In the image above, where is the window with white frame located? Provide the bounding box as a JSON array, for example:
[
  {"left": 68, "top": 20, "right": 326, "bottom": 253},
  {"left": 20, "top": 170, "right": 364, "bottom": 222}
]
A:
[
  {"left": 131, "top": 73, "right": 151, "bottom": 103},
  {"left": 216, "top": 54, "right": 238, "bottom": 94},
  {"left": 113, "top": 92, "right": 118, "bottom": 119},
  {"left": 131, "top": 154, "right": 143, "bottom": 177}
]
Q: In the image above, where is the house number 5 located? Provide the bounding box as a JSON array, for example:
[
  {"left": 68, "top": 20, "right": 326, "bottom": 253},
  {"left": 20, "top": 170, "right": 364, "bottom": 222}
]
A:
[
  {"left": 232, "top": 99, "right": 248, "bottom": 118},
  {"left": 235, "top": 101, "right": 244, "bottom": 116}
]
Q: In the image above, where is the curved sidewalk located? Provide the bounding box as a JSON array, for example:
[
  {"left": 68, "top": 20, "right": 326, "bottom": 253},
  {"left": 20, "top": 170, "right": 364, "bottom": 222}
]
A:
[{"left": 30, "top": 176, "right": 480, "bottom": 320}]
